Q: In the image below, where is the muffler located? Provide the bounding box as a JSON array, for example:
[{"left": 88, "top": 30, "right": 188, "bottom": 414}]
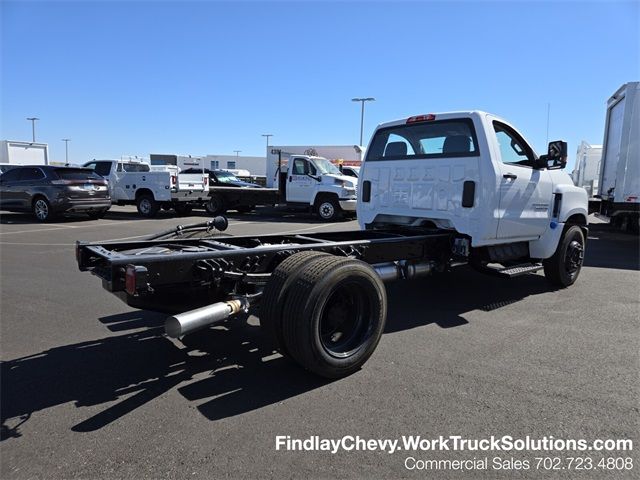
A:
[
  {"left": 165, "top": 298, "right": 247, "bottom": 338},
  {"left": 373, "top": 260, "right": 435, "bottom": 282}
]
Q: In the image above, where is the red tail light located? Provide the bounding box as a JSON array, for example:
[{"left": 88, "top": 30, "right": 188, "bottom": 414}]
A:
[
  {"left": 407, "top": 114, "right": 436, "bottom": 124},
  {"left": 171, "top": 175, "right": 177, "bottom": 186},
  {"left": 125, "top": 264, "right": 137, "bottom": 295}
]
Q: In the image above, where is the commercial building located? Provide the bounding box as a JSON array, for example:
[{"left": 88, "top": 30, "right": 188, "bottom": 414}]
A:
[{"left": 150, "top": 153, "right": 266, "bottom": 175}]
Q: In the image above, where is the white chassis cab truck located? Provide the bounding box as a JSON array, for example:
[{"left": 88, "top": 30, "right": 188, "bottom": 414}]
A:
[
  {"left": 271, "top": 154, "right": 358, "bottom": 221},
  {"left": 83, "top": 160, "right": 208, "bottom": 217},
  {"left": 76, "top": 111, "right": 588, "bottom": 379}
]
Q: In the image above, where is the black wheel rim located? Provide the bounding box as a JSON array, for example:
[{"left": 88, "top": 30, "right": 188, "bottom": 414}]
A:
[
  {"left": 318, "top": 280, "right": 372, "bottom": 358},
  {"left": 565, "top": 239, "right": 584, "bottom": 277}
]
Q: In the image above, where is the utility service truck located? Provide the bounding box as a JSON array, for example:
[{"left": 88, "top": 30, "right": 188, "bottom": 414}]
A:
[
  {"left": 597, "top": 82, "right": 639, "bottom": 232},
  {"left": 83, "top": 159, "right": 208, "bottom": 217},
  {"left": 76, "top": 111, "right": 588, "bottom": 379}
]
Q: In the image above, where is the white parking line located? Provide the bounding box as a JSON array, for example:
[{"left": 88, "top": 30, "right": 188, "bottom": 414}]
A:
[
  {"left": 0, "top": 226, "right": 71, "bottom": 235},
  {"left": 0, "top": 219, "right": 154, "bottom": 235}
]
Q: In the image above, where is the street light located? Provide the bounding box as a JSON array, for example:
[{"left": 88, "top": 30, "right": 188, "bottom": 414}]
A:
[
  {"left": 62, "top": 139, "right": 71, "bottom": 164},
  {"left": 351, "top": 97, "right": 375, "bottom": 146},
  {"left": 26, "top": 117, "right": 39, "bottom": 142},
  {"left": 234, "top": 150, "right": 241, "bottom": 157},
  {"left": 261, "top": 134, "right": 273, "bottom": 153}
]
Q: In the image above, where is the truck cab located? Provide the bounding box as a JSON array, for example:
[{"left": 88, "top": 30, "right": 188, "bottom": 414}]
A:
[
  {"left": 358, "top": 111, "right": 588, "bottom": 259},
  {"left": 280, "top": 155, "right": 358, "bottom": 221}
]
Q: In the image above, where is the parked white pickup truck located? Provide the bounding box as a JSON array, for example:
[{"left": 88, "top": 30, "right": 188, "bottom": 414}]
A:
[
  {"left": 83, "top": 160, "right": 208, "bottom": 217},
  {"left": 77, "top": 111, "right": 589, "bottom": 379}
]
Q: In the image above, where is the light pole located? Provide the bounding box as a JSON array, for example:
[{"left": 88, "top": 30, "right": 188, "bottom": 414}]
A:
[
  {"left": 62, "top": 139, "right": 71, "bottom": 164},
  {"left": 261, "top": 134, "right": 273, "bottom": 154},
  {"left": 26, "top": 117, "right": 39, "bottom": 142},
  {"left": 234, "top": 150, "right": 241, "bottom": 157},
  {"left": 351, "top": 98, "right": 375, "bottom": 146}
]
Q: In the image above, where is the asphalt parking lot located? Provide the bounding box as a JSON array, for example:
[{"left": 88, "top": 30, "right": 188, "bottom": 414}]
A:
[{"left": 1, "top": 207, "right": 639, "bottom": 479}]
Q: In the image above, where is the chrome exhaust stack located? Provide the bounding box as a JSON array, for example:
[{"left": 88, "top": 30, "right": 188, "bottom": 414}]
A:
[
  {"left": 373, "top": 260, "right": 435, "bottom": 282},
  {"left": 165, "top": 298, "right": 248, "bottom": 338}
]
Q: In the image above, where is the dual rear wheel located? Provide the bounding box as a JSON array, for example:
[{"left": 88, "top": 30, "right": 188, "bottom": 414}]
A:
[{"left": 261, "top": 252, "right": 387, "bottom": 378}]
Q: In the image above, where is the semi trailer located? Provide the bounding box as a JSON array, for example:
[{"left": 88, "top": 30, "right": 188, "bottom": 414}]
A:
[
  {"left": 597, "top": 82, "right": 640, "bottom": 232},
  {"left": 76, "top": 111, "right": 588, "bottom": 378}
]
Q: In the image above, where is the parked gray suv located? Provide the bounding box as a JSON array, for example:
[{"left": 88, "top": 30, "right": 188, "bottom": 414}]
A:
[{"left": 0, "top": 165, "right": 111, "bottom": 222}]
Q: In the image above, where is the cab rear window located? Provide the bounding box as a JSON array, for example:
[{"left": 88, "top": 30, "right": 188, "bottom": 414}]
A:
[
  {"left": 365, "top": 119, "right": 479, "bottom": 161},
  {"left": 54, "top": 168, "right": 102, "bottom": 180}
]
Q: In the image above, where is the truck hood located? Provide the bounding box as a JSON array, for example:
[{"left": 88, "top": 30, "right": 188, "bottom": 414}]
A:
[{"left": 322, "top": 173, "right": 357, "bottom": 187}]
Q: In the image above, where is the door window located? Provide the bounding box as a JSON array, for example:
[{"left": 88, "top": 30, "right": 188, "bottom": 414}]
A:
[
  {"left": 493, "top": 122, "right": 535, "bottom": 167},
  {"left": 18, "top": 168, "right": 46, "bottom": 181},
  {"left": 292, "top": 158, "right": 308, "bottom": 175},
  {"left": 0, "top": 168, "right": 22, "bottom": 182}
]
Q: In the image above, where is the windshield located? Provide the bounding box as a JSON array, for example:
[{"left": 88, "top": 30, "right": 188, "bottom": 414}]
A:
[
  {"left": 313, "top": 158, "right": 341, "bottom": 175},
  {"left": 215, "top": 171, "right": 241, "bottom": 183}
]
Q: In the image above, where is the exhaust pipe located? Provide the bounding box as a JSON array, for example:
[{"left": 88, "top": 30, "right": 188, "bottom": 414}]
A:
[
  {"left": 165, "top": 298, "right": 247, "bottom": 338},
  {"left": 373, "top": 260, "right": 435, "bottom": 282}
]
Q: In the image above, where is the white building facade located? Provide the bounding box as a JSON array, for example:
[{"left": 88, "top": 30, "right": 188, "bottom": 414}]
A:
[{"left": 150, "top": 153, "right": 267, "bottom": 175}]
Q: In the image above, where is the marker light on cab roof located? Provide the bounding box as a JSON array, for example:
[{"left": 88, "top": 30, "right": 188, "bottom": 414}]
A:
[{"left": 406, "top": 114, "right": 436, "bottom": 123}]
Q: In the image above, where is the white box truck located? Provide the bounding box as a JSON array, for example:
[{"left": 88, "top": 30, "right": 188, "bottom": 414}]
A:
[
  {"left": 0, "top": 140, "right": 49, "bottom": 173},
  {"left": 597, "top": 82, "right": 640, "bottom": 232}
]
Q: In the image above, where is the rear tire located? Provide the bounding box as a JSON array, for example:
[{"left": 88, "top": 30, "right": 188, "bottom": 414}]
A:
[
  {"left": 205, "top": 194, "right": 225, "bottom": 215},
  {"left": 32, "top": 197, "right": 54, "bottom": 222},
  {"left": 136, "top": 194, "right": 159, "bottom": 218},
  {"left": 260, "top": 251, "right": 331, "bottom": 356},
  {"left": 281, "top": 256, "right": 387, "bottom": 378},
  {"left": 543, "top": 225, "right": 585, "bottom": 287}
]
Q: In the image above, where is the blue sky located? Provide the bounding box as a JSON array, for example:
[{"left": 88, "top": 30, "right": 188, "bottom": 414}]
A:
[{"left": 1, "top": 1, "right": 638, "bottom": 169}]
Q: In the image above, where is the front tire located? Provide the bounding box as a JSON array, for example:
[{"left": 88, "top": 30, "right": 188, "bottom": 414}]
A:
[
  {"left": 543, "top": 225, "right": 585, "bottom": 287},
  {"left": 315, "top": 197, "right": 341, "bottom": 222},
  {"left": 280, "top": 256, "right": 387, "bottom": 378}
]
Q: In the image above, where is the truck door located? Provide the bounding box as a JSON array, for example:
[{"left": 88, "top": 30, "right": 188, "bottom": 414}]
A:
[
  {"left": 287, "top": 157, "right": 315, "bottom": 203},
  {"left": 493, "top": 121, "right": 552, "bottom": 239}
]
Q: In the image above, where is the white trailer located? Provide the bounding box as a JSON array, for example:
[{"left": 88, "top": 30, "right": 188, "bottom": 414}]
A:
[
  {"left": 0, "top": 140, "right": 49, "bottom": 171},
  {"left": 598, "top": 82, "right": 640, "bottom": 232}
]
